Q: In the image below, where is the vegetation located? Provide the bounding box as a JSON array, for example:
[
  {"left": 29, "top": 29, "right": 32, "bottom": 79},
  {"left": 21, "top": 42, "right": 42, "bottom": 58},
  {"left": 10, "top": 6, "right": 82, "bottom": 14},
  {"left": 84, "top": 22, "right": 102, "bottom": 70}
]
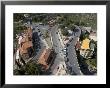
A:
[
  {"left": 57, "top": 13, "right": 97, "bottom": 30},
  {"left": 14, "top": 13, "right": 25, "bottom": 22},
  {"left": 13, "top": 13, "right": 97, "bottom": 75},
  {"left": 69, "top": 24, "right": 76, "bottom": 31},
  {"left": 57, "top": 13, "right": 96, "bottom": 36},
  {"left": 80, "top": 30, "right": 90, "bottom": 41},
  {"left": 60, "top": 27, "right": 69, "bottom": 36},
  {"left": 85, "top": 59, "right": 97, "bottom": 67},
  {"left": 14, "top": 61, "right": 42, "bottom": 75},
  {"left": 14, "top": 13, "right": 97, "bottom": 29},
  {"left": 44, "top": 30, "right": 49, "bottom": 38}
]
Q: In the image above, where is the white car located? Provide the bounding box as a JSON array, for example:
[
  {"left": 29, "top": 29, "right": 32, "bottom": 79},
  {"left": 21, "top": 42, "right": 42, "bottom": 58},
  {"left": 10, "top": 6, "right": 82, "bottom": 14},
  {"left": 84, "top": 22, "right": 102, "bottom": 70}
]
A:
[
  {"left": 63, "top": 49, "right": 66, "bottom": 52},
  {"left": 64, "top": 48, "right": 67, "bottom": 50}
]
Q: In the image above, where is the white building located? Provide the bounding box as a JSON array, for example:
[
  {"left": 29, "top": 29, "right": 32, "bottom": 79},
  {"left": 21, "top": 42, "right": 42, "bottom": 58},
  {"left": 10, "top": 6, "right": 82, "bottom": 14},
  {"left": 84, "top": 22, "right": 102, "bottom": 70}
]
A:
[
  {"left": 16, "top": 49, "right": 20, "bottom": 60},
  {"left": 18, "top": 36, "right": 22, "bottom": 45},
  {"left": 89, "top": 33, "right": 97, "bottom": 41}
]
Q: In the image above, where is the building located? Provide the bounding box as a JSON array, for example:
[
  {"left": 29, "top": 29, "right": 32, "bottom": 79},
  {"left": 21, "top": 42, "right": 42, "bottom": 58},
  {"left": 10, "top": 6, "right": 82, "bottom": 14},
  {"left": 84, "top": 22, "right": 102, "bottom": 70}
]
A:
[
  {"left": 27, "top": 27, "right": 32, "bottom": 39},
  {"left": 81, "top": 38, "right": 90, "bottom": 50},
  {"left": 19, "top": 41, "right": 33, "bottom": 60},
  {"left": 80, "top": 38, "right": 90, "bottom": 58},
  {"left": 90, "top": 41, "right": 95, "bottom": 51},
  {"left": 75, "top": 41, "right": 81, "bottom": 51},
  {"left": 81, "top": 27, "right": 92, "bottom": 33},
  {"left": 37, "top": 48, "right": 55, "bottom": 70},
  {"left": 80, "top": 37, "right": 96, "bottom": 59},
  {"left": 19, "top": 27, "right": 34, "bottom": 61},
  {"left": 68, "top": 30, "right": 73, "bottom": 35},
  {"left": 14, "top": 26, "right": 34, "bottom": 70},
  {"left": 48, "top": 19, "right": 55, "bottom": 27},
  {"left": 89, "top": 32, "right": 97, "bottom": 41}
]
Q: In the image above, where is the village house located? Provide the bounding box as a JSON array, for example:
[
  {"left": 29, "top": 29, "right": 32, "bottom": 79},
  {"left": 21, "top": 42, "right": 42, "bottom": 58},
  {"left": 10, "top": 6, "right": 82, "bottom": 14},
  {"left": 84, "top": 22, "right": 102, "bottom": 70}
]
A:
[
  {"left": 17, "top": 27, "right": 34, "bottom": 63},
  {"left": 80, "top": 38, "right": 90, "bottom": 58},
  {"left": 75, "top": 41, "right": 81, "bottom": 51},
  {"left": 81, "top": 27, "right": 92, "bottom": 33},
  {"left": 80, "top": 37, "right": 96, "bottom": 59},
  {"left": 37, "top": 48, "right": 55, "bottom": 71},
  {"left": 89, "top": 31, "right": 97, "bottom": 41}
]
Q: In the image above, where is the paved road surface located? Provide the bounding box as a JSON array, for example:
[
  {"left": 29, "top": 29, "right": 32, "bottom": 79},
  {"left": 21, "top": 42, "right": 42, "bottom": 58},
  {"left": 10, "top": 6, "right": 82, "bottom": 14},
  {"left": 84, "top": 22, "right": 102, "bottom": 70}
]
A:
[
  {"left": 66, "top": 26, "right": 82, "bottom": 75},
  {"left": 31, "top": 23, "right": 82, "bottom": 75},
  {"left": 50, "top": 25, "right": 66, "bottom": 72},
  {"left": 31, "top": 23, "right": 47, "bottom": 61}
]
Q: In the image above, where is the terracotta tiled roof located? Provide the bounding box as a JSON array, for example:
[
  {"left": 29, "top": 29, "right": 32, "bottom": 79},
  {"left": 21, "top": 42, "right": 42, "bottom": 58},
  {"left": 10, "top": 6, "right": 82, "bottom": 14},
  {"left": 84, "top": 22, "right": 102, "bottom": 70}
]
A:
[
  {"left": 19, "top": 27, "right": 33, "bottom": 55},
  {"left": 38, "top": 48, "right": 51, "bottom": 69},
  {"left": 19, "top": 41, "right": 33, "bottom": 55},
  {"left": 75, "top": 41, "right": 81, "bottom": 49},
  {"left": 27, "top": 27, "right": 32, "bottom": 38}
]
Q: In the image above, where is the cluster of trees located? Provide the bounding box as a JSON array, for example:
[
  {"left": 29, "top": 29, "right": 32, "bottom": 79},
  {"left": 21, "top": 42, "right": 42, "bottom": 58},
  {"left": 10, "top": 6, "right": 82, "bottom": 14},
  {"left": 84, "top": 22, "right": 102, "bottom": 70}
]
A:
[
  {"left": 61, "top": 28, "right": 69, "bottom": 36},
  {"left": 79, "top": 30, "right": 90, "bottom": 41},
  {"left": 44, "top": 30, "right": 49, "bottom": 38},
  {"left": 14, "top": 61, "right": 42, "bottom": 75},
  {"left": 85, "top": 58, "right": 97, "bottom": 70},
  {"left": 57, "top": 13, "right": 96, "bottom": 36},
  {"left": 32, "top": 15, "right": 47, "bottom": 23},
  {"left": 85, "top": 41, "right": 97, "bottom": 72},
  {"left": 57, "top": 13, "right": 96, "bottom": 27},
  {"left": 13, "top": 24, "right": 27, "bottom": 51},
  {"left": 14, "top": 13, "right": 25, "bottom": 22},
  {"left": 14, "top": 24, "right": 27, "bottom": 40},
  {"left": 14, "top": 13, "right": 48, "bottom": 24},
  {"left": 14, "top": 13, "right": 97, "bottom": 29}
]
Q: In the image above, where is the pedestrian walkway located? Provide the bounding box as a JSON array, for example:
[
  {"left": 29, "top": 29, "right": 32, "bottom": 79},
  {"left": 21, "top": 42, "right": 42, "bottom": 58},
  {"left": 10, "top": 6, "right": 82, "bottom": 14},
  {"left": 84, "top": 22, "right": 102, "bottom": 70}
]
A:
[
  {"left": 57, "top": 28, "right": 65, "bottom": 47},
  {"left": 41, "top": 38, "right": 49, "bottom": 49},
  {"left": 52, "top": 62, "right": 68, "bottom": 75}
]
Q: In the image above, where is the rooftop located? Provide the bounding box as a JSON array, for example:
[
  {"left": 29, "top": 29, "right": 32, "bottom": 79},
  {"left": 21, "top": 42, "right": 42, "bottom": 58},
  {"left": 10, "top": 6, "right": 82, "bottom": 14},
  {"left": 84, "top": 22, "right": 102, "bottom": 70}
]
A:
[
  {"left": 75, "top": 41, "right": 81, "bottom": 49},
  {"left": 89, "top": 32, "right": 97, "bottom": 41},
  {"left": 37, "top": 48, "right": 52, "bottom": 69},
  {"left": 81, "top": 38, "right": 90, "bottom": 50},
  {"left": 18, "top": 27, "right": 33, "bottom": 55},
  {"left": 19, "top": 41, "right": 33, "bottom": 55}
]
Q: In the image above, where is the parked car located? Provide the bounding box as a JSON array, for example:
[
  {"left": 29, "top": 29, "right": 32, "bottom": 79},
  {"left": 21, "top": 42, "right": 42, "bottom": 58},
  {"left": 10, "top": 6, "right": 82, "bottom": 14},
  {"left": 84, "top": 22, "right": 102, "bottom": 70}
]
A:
[
  {"left": 69, "top": 38, "right": 73, "bottom": 42},
  {"left": 63, "top": 49, "right": 66, "bottom": 52},
  {"left": 64, "top": 52, "right": 68, "bottom": 56},
  {"left": 63, "top": 51, "right": 66, "bottom": 55},
  {"left": 64, "top": 48, "right": 67, "bottom": 50},
  {"left": 65, "top": 58, "right": 69, "bottom": 62},
  {"left": 62, "top": 48, "right": 67, "bottom": 52},
  {"left": 67, "top": 58, "right": 69, "bottom": 62},
  {"left": 56, "top": 32, "right": 58, "bottom": 34},
  {"left": 32, "top": 28, "right": 35, "bottom": 30},
  {"left": 66, "top": 52, "right": 68, "bottom": 56},
  {"left": 39, "top": 23, "right": 43, "bottom": 25},
  {"left": 66, "top": 43, "right": 70, "bottom": 47}
]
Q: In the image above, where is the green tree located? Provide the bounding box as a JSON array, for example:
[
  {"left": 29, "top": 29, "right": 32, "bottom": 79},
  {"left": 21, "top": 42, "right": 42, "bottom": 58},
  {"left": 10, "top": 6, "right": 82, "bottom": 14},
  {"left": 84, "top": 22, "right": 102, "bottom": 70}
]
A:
[
  {"left": 69, "top": 24, "right": 75, "bottom": 31},
  {"left": 61, "top": 29, "right": 69, "bottom": 36},
  {"left": 85, "top": 59, "right": 97, "bottom": 67},
  {"left": 59, "top": 24, "right": 65, "bottom": 29},
  {"left": 14, "top": 62, "right": 42, "bottom": 75},
  {"left": 74, "top": 21, "right": 80, "bottom": 26},
  {"left": 25, "top": 62, "right": 41, "bottom": 75},
  {"left": 80, "top": 21, "right": 86, "bottom": 26},
  {"left": 14, "top": 13, "right": 25, "bottom": 22},
  {"left": 44, "top": 31, "right": 49, "bottom": 38}
]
